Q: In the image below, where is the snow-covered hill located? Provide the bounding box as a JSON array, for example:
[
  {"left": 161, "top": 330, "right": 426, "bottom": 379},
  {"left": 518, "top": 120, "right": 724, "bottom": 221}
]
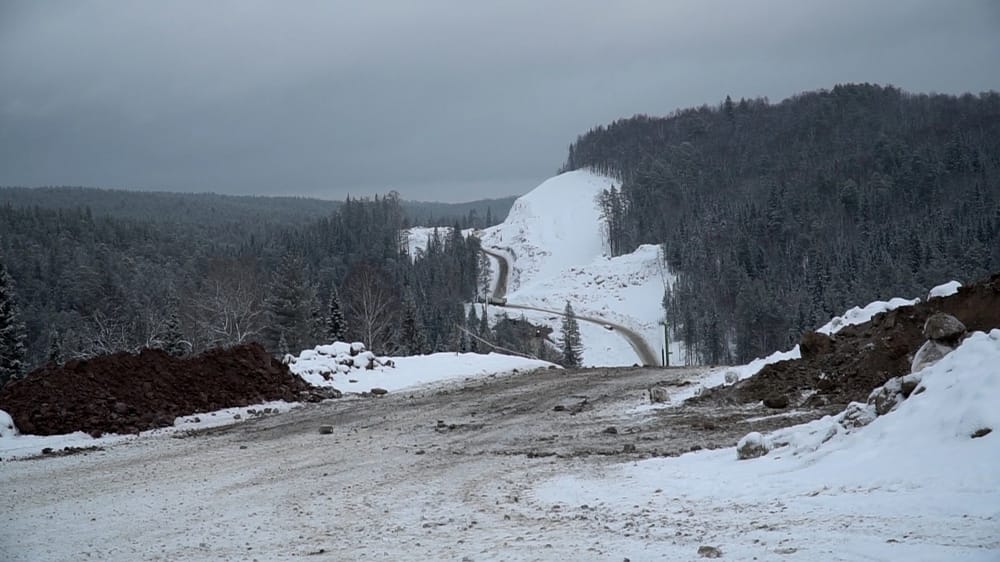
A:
[{"left": 478, "top": 170, "right": 675, "bottom": 366}]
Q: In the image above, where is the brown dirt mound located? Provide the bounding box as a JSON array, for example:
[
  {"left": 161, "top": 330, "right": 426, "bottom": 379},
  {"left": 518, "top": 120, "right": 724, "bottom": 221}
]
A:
[
  {"left": 694, "top": 273, "right": 1000, "bottom": 408},
  {"left": 0, "top": 343, "right": 333, "bottom": 437}
]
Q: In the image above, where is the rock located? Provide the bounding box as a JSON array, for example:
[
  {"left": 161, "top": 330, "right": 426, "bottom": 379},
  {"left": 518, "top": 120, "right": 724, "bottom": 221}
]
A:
[
  {"left": 868, "top": 377, "right": 903, "bottom": 416},
  {"left": 971, "top": 428, "right": 992, "bottom": 439},
  {"left": 723, "top": 370, "right": 739, "bottom": 385},
  {"left": 318, "top": 425, "right": 334, "bottom": 435},
  {"left": 370, "top": 387, "right": 388, "bottom": 396},
  {"left": 911, "top": 340, "right": 955, "bottom": 373},
  {"left": 899, "top": 373, "right": 922, "bottom": 398},
  {"left": 763, "top": 395, "right": 789, "bottom": 409},
  {"left": 697, "top": 545, "right": 723, "bottom": 558},
  {"left": 622, "top": 443, "right": 637, "bottom": 453},
  {"left": 602, "top": 426, "right": 618, "bottom": 435},
  {"left": 838, "top": 402, "right": 876, "bottom": 429},
  {"left": 552, "top": 404, "right": 566, "bottom": 412},
  {"left": 648, "top": 386, "right": 670, "bottom": 404},
  {"left": 800, "top": 331, "right": 834, "bottom": 359},
  {"left": 736, "top": 432, "right": 768, "bottom": 460},
  {"left": 922, "top": 313, "right": 966, "bottom": 343}
]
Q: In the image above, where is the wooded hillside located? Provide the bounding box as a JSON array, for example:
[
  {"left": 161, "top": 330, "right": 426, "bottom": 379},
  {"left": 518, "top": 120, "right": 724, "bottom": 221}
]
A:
[{"left": 564, "top": 84, "right": 1000, "bottom": 363}]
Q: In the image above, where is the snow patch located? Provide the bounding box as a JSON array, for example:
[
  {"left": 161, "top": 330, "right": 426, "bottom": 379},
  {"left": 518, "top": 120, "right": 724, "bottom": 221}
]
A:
[
  {"left": 928, "top": 280, "right": 962, "bottom": 299},
  {"left": 817, "top": 297, "right": 919, "bottom": 335}
]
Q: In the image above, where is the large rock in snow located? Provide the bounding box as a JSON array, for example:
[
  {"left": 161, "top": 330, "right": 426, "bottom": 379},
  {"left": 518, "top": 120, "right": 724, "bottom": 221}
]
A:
[
  {"left": 736, "top": 431, "right": 768, "bottom": 460},
  {"left": 911, "top": 339, "right": 956, "bottom": 374},
  {"left": 923, "top": 313, "right": 966, "bottom": 343}
]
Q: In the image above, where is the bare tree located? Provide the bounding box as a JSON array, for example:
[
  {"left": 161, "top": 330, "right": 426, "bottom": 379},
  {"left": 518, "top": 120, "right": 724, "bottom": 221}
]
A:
[
  {"left": 189, "top": 258, "right": 265, "bottom": 350},
  {"left": 342, "top": 263, "right": 398, "bottom": 354}
]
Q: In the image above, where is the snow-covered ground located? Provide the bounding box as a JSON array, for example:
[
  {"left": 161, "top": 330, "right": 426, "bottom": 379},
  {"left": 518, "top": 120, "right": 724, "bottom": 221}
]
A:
[
  {"left": 288, "top": 341, "right": 556, "bottom": 393},
  {"left": 532, "top": 329, "right": 1000, "bottom": 560},
  {"left": 477, "top": 171, "right": 675, "bottom": 366}
]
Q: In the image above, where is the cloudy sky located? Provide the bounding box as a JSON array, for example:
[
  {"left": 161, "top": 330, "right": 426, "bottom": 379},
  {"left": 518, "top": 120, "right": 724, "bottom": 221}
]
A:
[{"left": 1, "top": 1, "right": 998, "bottom": 202}]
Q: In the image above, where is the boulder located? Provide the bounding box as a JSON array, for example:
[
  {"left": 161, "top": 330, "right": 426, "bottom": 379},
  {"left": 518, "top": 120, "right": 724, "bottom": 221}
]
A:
[
  {"left": 838, "top": 402, "right": 876, "bottom": 429},
  {"left": 922, "top": 313, "right": 966, "bottom": 343},
  {"left": 736, "top": 431, "right": 768, "bottom": 460},
  {"left": 763, "top": 395, "right": 789, "bottom": 409},
  {"left": 800, "top": 331, "right": 834, "bottom": 359},
  {"left": 648, "top": 386, "right": 671, "bottom": 404},
  {"left": 723, "top": 371, "right": 739, "bottom": 385},
  {"left": 911, "top": 340, "right": 955, "bottom": 373},
  {"left": 868, "top": 377, "right": 904, "bottom": 416}
]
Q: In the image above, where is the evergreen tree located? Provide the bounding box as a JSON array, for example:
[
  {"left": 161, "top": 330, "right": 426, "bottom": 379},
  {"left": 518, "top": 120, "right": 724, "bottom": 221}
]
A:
[
  {"left": 264, "top": 254, "right": 318, "bottom": 354},
  {"left": 559, "top": 301, "right": 582, "bottom": 368},
  {"left": 0, "top": 262, "right": 27, "bottom": 387},
  {"left": 326, "top": 288, "right": 347, "bottom": 343},
  {"left": 466, "top": 305, "right": 480, "bottom": 353},
  {"left": 398, "top": 289, "right": 427, "bottom": 355},
  {"left": 47, "top": 329, "right": 63, "bottom": 365},
  {"left": 160, "top": 309, "right": 188, "bottom": 357},
  {"left": 478, "top": 305, "right": 491, "bottom": 344}
]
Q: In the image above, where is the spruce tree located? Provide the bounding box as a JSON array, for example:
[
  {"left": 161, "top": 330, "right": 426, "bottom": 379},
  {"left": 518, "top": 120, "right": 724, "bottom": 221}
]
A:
[
  {"left": 0, "top": 262, "right": 27, "bottom": 387},
  {"left": 326, "top": 288, "right": 347, "bottom": 343},
  {"left": 559, "top": 301, "right": 582, "bottom": 368},
  {"left": 47, "top": 329, "right": 64, "bottom": 364},
  {"left": 160, "top": 310, "right": 188, "bottom": 357},
  {"left": 466, "top": 305, "right": 480, "bottom": 353},
  {"left": 398, "top": 290, "right": 426, "bottom": 355}
]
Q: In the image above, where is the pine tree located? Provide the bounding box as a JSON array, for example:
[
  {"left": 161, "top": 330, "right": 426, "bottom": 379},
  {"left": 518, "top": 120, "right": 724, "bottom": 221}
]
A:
[
  {"left": 559, "top": 301, "right": 582, "bottom": 368},
  {"left": 466, "top": 305, "right": 480, "bottom": 353},
  {"left": 264, "top": 254, "right": 318, "bottom": 354},
  {"left": 47, "top": 329, "right": 64, "bottom": 364},
  {"left": 326, "top": 288, "right": 347, "bottom": 343},
  {"left": 160, "top": 310, "right": 188, "bottom": 357},
  {"left": 398, "top": 290, "right": 427, "bottom": 355},
  {"left": 0, "top": 262, "right": 27, "bottom": 387}
]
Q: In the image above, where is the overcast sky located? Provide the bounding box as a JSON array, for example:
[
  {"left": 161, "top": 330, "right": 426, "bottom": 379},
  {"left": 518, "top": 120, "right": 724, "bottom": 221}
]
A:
[{"left": 1, "top": 1, "right": 998, "bottom": 202}]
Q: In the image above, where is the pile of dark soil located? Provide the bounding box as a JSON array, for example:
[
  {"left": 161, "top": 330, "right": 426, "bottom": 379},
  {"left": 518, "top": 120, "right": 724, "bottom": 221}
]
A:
[
  {"left": 694, "top": 273, "right": 1000, "bottom": 408},
  {"left": 0, "top": 343, "right": 334, "bottom": 437}
]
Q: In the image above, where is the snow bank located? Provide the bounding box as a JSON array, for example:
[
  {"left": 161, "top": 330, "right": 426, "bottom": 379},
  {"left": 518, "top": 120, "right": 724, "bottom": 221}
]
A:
[
  {"left": 928, "top": 280, "right": 962, "bottom": 299},
  {"left": 817, "top": 296, "right": 919, "bottom": 335},
  {"left": 0, "top": 409, "right": 18, "bottom": 438},
  {"left": 534, "top": 330, "right": 1000, "bottom": 559},
  {"left": 289, "top": 341, "right": 557, "bottom": 393}
]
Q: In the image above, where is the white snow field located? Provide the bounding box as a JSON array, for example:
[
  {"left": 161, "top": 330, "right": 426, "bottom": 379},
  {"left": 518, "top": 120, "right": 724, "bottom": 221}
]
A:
[{"left": 476, "top": 170, "right": 675, "bottom": 366}]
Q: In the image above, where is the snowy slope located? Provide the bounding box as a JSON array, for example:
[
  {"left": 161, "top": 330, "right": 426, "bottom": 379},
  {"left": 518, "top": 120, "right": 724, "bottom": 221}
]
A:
[
  {"left": 533, "top": 330, "right": 1000, "bottom": 560},
  {"left": 478, "top": 171, "right": 674, "bottom": 366}
]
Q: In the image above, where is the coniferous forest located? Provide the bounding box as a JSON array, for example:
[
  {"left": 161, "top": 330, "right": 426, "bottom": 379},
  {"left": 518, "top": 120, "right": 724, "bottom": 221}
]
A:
[
  {"left": 565, "top": 84, "right": 1000, "bottom": 364},
  {"left": 0, "top": 190, "right": 509, "bottom": 384}
]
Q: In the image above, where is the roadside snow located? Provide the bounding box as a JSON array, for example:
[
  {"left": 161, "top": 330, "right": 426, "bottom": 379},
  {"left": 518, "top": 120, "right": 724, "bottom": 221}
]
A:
[
  {"left": 288, "top": 341, "right": 557, "bottom": 393},
  {"left": 534, "top": 330, "right": 1000, "bottom": 560}
]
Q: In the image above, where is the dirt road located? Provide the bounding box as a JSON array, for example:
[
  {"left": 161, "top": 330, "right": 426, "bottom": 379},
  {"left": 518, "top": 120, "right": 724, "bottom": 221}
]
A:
[{"left": 0, "top": 366, "right": 830, "bottom": 561}]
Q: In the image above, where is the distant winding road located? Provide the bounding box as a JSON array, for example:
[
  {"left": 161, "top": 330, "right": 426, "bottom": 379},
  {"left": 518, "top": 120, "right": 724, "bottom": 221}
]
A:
[{"left": 480, "top": 248, "right": 659, "bottom": 366}]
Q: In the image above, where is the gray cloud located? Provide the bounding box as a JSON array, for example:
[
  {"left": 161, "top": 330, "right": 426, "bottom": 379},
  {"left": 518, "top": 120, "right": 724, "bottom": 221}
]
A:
[{"left": 2, "top": 0, "right": 998, "bottom": 201}]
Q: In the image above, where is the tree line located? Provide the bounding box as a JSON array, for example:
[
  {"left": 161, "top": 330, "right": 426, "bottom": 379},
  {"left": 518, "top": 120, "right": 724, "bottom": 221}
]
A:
[
  {"left": 0, "top": 191, "right": 505, "bottom": 386},
  {"left": 565, "top": 84, "right": 1000, "bottom": 364}
]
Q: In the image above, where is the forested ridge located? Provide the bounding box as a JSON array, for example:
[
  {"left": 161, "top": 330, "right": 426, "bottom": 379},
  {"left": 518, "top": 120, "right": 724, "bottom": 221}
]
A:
[
  {"left": 0, "top": 189, "right": 511, "bottom": 382},
  {"left": 564, "top": 83, "right": 1000, "bottom": 364}
]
